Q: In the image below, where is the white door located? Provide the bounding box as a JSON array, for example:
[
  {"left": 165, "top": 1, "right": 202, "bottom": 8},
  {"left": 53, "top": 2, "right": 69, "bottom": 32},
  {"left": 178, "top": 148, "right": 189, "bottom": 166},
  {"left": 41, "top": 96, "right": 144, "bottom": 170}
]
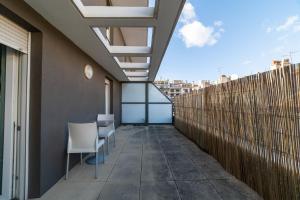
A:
[
  {"left": 0, "top": 15, "right": 30, "bottom": 200},
  {"left": 105, "top": 79, "right": 111, "bottom": 114}
]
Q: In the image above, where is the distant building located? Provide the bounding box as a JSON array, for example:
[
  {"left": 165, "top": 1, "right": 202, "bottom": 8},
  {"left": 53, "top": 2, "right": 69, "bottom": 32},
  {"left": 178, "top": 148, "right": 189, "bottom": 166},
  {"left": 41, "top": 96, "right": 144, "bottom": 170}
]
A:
[
  {"left": 217, "top": 75, "right": 231, "bottom": 84},
  {"left": 270, "top": 59, "right": 291, "bottom": 70},
  {"left": 155, "top": 79, "right": 214, "bottom": 98},
  {"left": 200, "top": 80, "right": 212, "bottom": 88}
]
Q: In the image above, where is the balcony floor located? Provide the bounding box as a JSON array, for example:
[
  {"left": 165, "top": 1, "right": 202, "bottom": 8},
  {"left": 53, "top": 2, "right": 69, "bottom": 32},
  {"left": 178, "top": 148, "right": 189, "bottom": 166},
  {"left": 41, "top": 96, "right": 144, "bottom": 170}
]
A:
[{"left": 37, "top": 125, "right": 261, "bottom": 200}]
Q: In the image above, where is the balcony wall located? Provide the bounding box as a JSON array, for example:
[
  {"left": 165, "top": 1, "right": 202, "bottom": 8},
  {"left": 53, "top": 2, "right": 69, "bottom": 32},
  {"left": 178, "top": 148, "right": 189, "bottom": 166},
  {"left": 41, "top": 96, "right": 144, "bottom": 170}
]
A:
[
  {"left": 0, "top": 0, "right": 121, "bottom": 198},
  {"left": 174, "top": 65, "right": 300, "bottom": 200}
]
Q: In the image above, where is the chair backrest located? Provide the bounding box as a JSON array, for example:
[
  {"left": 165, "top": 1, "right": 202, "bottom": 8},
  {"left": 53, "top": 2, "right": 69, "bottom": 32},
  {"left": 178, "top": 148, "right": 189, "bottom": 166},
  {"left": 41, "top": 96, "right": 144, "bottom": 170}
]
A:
[
  {"left": 68, "top": 122, "right": 98, "bottom": 152},
  {"left": 97, "top": 114, "right": 114, "bottom": 122}
]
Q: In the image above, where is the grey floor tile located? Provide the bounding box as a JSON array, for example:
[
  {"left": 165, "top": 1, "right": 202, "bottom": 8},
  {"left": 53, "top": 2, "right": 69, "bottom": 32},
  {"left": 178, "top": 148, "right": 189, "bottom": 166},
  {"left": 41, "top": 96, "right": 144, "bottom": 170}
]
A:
[
  {"left": 200, "top": 162, "right": 233, "bottom": 180},
  {"left": 40, "top": 181, "right": 104, "bottom": 200},
  {"left": 122, "top": 144, "right": 143, "bottom": 153},
  {"left": 115, "top": 152, "right": 142, "bottom": 166},
  {"left": 210, "top": 179, "right": 261, "bottom": 200},
  {"left": 169, "top": 163, "right": 207, "bottom": 181},
  {"left": 141, "top": 163, "right": 173, "bottom": 181},
  {"left": 164, "top": 152, "right": 194, "bottom": 164},
  {"left": 142, "top": 152, "right": 167, "bottom": 165},
  {"left": 140, "top": 181, "right": 180, "bottom": 200},
  {"left": 99, "top": 181, "right": 139, "bottom": 200},
  {"left": 67, "top": 163, "right": 114, "bottom": 181},
  {"left": 36, "top": 126, "right": 262, "bottom": 200},
  {"left": 176, "top": 181, "right": 222, "bottom": 200},
  {"left": 108, "top": 163, "right": 141, "bottom": 182}
]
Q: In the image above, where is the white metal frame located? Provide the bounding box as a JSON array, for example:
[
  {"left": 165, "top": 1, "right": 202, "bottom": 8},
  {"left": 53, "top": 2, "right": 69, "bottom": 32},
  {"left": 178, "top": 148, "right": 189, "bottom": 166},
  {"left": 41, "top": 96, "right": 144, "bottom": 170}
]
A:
[
  {"left": 24, "top": 0, "right": 185, "bottom": 82},
  {"left": 1, "top": 47, "right": 20, "bottom": 200},
  {"left": 72, "top": 0, "right": 155, "bottom": 18},
  {"left": 0, "top": 34, "right": 30, "bottom": 200},
  {"left": 105, "top": 78, "right": 110, "bottom": 115}
]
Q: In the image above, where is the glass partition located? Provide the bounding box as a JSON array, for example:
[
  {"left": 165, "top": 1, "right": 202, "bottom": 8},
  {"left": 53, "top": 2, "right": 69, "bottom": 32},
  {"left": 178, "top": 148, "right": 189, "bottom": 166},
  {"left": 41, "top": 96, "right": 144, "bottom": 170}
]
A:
[
  {"left": 122, "top": 104, "right": 146, "bottom": 123},
  {"left": 148, "top": 83, "right": 170, "bottom": 103},
  {"left": 121, "top": 83, "right": 172, "bottom": 124},
  {"left": 148, "top": 104, "right": 172, "bottom": 123},
  {"left": 122, "top": 83, "right": 145, "bottom": 102}
]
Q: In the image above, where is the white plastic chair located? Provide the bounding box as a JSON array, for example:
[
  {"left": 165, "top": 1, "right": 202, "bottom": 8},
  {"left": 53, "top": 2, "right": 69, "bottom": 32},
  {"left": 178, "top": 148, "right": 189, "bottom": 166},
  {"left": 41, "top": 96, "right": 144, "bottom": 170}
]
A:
[
  {"left": 66, "top": 122, "right": 105, "bottom": 179},
  {"left": 97, "top": 114, "right": 116, "bottom": 154}
]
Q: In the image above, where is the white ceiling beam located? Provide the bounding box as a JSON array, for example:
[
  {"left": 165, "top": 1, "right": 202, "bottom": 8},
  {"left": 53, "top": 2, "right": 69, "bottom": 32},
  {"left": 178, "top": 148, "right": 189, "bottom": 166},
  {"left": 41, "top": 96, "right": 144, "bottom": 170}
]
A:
[
  {"left": 109, "top": 46, "right": 151, "bottom": 56},
  {"left": 24, "top": 0, "right": 186, "bottom": 82},
  {"left": 128, "top": 77, "right": 149, "bottom": 82},
  {"left": 119, "top": 62, "right": 150, "bottom": 70},
  {"left": 87, "top": 18, "right": 156, "bottom": 27},
  {"left": 124, "top": 71, "right": 148, "bottom": 77},
  {"left": 73, "top": 0, "right": 154, "bottom": 18}
]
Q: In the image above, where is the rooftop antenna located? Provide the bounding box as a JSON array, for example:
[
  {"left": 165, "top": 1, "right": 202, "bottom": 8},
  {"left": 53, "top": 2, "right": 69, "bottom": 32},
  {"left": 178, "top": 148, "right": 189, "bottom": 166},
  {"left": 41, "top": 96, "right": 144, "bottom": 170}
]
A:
[{"left": 282, "top": 50, "right": 300, "bottom": 64}]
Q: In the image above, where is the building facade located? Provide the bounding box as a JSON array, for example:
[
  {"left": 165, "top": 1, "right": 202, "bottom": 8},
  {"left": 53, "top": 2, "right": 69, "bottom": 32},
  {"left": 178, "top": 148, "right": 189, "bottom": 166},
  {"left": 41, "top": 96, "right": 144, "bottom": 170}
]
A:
[
  {"left": 270, "top": 59, "right": 291, "bottom": 70},
  {"left": 155, "top": 79, "right": 214, "bottom": 98}
]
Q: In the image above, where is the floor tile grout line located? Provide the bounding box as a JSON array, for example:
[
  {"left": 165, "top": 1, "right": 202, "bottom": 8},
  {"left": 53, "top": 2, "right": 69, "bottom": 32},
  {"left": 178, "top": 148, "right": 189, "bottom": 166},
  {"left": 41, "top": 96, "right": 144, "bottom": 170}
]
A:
[
  {"left": 138, "top": 127, "right": 146, "bottom": 200},
  {"left": 157, "top": 127, "right": 183, "bottom": 200},
  {"left": 97, "top": 133, "right": 126, "bottom": 200},
  {"left": 207, "top": 180, "right": 225, "bottom": 200}
]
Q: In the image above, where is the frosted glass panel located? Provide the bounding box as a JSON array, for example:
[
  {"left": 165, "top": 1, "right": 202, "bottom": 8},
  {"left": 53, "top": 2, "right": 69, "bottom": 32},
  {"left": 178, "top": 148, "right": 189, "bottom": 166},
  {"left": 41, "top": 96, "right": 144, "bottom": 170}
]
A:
[
  {"left": 122, "top": 104, "right": 145, "bottom": 123},
  {"left": 148, "top": 84, "right": 170, "bottom": 103},
  {"left": 122, "top": 83, "right": 145, "bottom": 102},
  {"left": 148, "top": 104, "right": 172, "bottom": 123}
]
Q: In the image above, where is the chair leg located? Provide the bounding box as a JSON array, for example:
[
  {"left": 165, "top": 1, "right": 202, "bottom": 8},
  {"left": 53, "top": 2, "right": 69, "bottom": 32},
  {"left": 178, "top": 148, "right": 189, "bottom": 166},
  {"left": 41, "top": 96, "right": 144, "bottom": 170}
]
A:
[
  {"left": 80, "top": 153, "right": 83, "bottom": 165},
  {"left": 106, "top": 137, "right": 109, "bottom": 155},
  {"left": 65, "top": 153, "right": 70, "bottom": 180},
  {"left": 95, "top": 152, "right": 98, "bottom": 179},
  {"left": 113, "top": 132, "right": 116, "bottom": 147},
  {"left": 102, "top": 145, "right": 105, "bottom": 164}
]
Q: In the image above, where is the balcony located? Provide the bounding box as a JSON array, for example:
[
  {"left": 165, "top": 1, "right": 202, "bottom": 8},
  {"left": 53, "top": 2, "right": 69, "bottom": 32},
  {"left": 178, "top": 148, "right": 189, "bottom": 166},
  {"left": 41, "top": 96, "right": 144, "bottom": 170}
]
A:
[
  {"left": 1, "top": 1, "right": 299, "bottom": 200},
  {"left": 37, "top": 125, "right": 261, "bottom": 200}
]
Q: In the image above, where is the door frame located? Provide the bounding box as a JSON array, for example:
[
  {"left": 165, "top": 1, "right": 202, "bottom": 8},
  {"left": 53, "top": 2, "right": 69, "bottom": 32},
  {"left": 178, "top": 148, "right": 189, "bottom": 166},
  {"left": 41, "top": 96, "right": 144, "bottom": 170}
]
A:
[
  {"left": 105, "top": 78, "right": 111, "bottom": 114},
  {"left": 0, "top": 34, "right": 30, "bottom": 200}
]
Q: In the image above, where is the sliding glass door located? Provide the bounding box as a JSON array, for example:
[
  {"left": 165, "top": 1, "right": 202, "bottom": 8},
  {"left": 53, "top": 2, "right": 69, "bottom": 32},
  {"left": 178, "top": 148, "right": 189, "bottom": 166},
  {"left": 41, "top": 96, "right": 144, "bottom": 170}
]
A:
[
  {"left": 0, "top": 15, "right": 30, "bottom": 200},
  {"left": 0, "top": 45, "right": 29, "bottom": 200},
  {"left": 0, "top": 44, "right": 6, "bottom": 195}
]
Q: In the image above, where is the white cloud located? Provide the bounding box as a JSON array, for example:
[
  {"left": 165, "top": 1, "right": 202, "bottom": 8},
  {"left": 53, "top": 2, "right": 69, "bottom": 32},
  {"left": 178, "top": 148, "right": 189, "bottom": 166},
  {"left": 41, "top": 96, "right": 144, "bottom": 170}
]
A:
[
  {"left": 180, "top": 2, "right": 196, "bottom": 23},
  {"left": 266, "top": 27, "right": 272, "bottom": 33},
  {"left": 293, "top": 24, "right": 300, "bottom": 32},
  {"left": 214, "top": 20, "right": 223, "bottom": 27},
  {"left": 276, "top": 15, "right": 299, "bottom": 31},
  {"left": 178, "top": 2, "right": 224, "bottom": 48},
  {"left": 179, "top": 21, "right": 219, "bottom": 48},
  {"left": 277, "top": 34, "right": 289, "bottom": 41},
  {"left": 219, "top": 28, "right": 225, "bottom": 33}
]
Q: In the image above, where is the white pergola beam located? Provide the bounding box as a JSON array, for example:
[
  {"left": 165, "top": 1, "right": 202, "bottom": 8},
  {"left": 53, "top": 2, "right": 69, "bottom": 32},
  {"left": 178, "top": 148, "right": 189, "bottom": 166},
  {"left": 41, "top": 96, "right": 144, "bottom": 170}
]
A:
[
  {"left": 87, "top": 18, "right": 156, "bottom": 27},
  {"left": 73, "top": 0, "right": 154, "bottom": 18},
  {"left": 124, "top": 71, "right": 148, "bottom": 77},
  {"left": 109, "top": 46, "right": 151, "bottom": 56},
  {"left": 120, "top": 62, "right": 150, "bottom": 69},
  {"left": 128, "top": 77, "right": 149, "bottom": 82}
]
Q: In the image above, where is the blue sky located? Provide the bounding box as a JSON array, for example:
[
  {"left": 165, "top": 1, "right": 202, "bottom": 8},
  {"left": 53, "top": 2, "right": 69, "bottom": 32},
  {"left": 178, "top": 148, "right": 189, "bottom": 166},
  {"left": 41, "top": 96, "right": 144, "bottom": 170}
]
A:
[{"left": 156, "top": 0, "right": 300, "bottom": 82}]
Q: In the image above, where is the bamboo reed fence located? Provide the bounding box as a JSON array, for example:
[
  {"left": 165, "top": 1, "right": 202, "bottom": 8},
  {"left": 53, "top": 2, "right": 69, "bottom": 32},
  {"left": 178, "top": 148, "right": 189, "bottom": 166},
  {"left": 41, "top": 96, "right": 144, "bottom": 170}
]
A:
[{"left": 174, "top": 65, "right": 300, "bottom": 200}]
